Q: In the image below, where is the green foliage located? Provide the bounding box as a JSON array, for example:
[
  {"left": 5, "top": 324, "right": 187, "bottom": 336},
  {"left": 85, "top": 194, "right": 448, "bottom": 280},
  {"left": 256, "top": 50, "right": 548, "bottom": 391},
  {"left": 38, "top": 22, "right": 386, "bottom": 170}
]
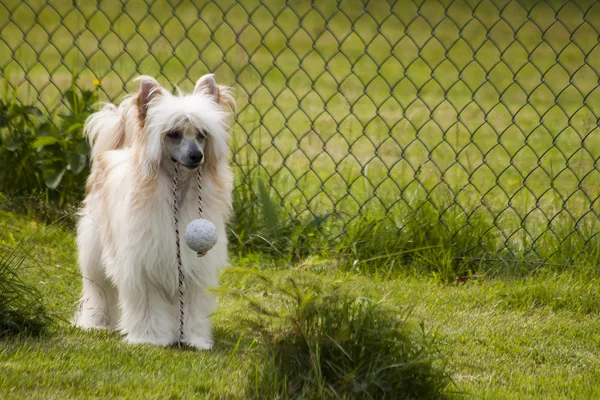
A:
[
  {"left": 217, "top": 268, "right": 452, "bottom": 399},
  {"left": 333, "top": 200, "right": 502, "bottom": 281},
  {"left": 0, "top": 83, "right": 95, "bottom": 212},
  {"left": 35, "top": 86, "right": 94, "bottom": 204},
  {"left": 229, "top": 168, "right": 600, "bottom": 278},
  {"left": 229, "top": 172, "right": 327, "bottom": 261},
  {"left": 230, "top": 171, "right": 486, "bottom": 279},
  {"left": 0, "top": 96, "right": 45, "bottom": 198}
]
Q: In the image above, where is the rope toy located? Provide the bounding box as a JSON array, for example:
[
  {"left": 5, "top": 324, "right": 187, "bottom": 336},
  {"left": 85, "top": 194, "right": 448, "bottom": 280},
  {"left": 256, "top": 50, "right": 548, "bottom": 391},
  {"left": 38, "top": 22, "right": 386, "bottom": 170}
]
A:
[{"left": 172, "top": 161, "right": 218, "bottom": 347}]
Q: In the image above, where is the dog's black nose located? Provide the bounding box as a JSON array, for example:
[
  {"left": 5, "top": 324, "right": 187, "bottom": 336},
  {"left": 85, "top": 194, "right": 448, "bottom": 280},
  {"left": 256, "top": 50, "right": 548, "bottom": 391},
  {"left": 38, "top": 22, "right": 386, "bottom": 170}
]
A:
[{"left": 189, "top": 150, "right": 203, "bottom": 164}]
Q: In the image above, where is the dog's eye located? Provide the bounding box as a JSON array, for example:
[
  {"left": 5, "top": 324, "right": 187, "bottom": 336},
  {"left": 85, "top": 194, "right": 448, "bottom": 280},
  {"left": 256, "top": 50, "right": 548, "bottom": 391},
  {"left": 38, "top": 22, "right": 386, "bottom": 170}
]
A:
[
  {"left": 166, "top": 130, "right": 181, "bottom": 139},
  {"left": 197, "top": 129, "right": 208, "bottom": 139}
]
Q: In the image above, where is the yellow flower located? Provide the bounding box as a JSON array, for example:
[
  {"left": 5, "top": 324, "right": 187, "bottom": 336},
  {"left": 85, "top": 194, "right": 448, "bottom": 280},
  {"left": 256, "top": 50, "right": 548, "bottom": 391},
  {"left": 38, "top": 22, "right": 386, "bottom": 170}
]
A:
[
  {"left": 307, "top": 232, "right": 314, "bottom": 237},
  {"left": 93, "top": 78, "right": 101, "bottom": 86}
]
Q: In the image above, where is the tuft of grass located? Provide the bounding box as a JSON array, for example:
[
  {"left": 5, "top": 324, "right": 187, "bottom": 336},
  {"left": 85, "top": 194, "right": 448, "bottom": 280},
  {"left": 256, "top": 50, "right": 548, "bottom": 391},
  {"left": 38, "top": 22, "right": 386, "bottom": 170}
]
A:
[
  {"left": 229, "top": 171, "right": 328, "bottom": 262},
  {"left": 229, "top": 173, "right": 492, "bottom": 280},
  {"left": 331, "top": 199, "right": 498, "bottom": 281},
  {"left": 217, "top": 268, "right": 453, "bottom": 399},
  {"left": 0, "top": 227, "right": 53, "bottom": 338},
  {"left": 229, "top": 169, "right": 600, "bottom": 279}
]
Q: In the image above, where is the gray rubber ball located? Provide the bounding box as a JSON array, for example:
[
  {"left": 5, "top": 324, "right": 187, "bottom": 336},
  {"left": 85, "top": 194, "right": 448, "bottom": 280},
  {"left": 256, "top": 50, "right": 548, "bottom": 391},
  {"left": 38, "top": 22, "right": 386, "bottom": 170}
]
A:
[{"left": 184, "top": 219, "right": 218, "bottom": 254}]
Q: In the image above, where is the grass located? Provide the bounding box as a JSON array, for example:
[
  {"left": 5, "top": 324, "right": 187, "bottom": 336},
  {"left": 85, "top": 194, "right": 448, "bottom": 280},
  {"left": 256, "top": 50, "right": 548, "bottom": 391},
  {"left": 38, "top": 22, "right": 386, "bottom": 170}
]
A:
[
  {"left": 0, "top": 228, "right": 52, "bottom": 338},
  {"left": 1, "top": 209, "right": 599, "bottom": 399},
  {"left": 229, "top": 170, "right": 600, "bottom": 278}
]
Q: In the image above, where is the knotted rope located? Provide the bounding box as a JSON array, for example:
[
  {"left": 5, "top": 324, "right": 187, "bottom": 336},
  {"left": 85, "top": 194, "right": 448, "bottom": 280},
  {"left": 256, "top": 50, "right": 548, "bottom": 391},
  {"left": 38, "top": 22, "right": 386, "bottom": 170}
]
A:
[{"left": 172, "top": 162, "right": 205, "bottom": 348}]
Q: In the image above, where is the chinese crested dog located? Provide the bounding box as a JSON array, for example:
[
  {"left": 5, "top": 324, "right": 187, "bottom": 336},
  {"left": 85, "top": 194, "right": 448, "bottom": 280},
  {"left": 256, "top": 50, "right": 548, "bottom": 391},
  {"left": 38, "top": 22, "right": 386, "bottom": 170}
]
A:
[{"left": 74, "top": 75, "right": 234, "bottom": 349}]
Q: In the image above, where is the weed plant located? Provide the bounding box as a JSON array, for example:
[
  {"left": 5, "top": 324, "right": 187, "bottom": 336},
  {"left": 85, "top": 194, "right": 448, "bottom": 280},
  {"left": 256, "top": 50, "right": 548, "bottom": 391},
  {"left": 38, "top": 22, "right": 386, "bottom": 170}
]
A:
[
  {"left": 217, "top": 268, "right": 452, "bottom": 399},
  {"left": 0, "top": 225, "right": 53, "bottom": 337}
]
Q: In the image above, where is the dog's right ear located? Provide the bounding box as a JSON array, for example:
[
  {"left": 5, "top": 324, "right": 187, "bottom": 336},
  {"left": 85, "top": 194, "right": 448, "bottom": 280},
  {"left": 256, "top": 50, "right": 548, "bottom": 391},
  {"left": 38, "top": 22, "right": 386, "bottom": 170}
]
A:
[{"left": 136, "top": 76, "right": 162, "bottom": 124}]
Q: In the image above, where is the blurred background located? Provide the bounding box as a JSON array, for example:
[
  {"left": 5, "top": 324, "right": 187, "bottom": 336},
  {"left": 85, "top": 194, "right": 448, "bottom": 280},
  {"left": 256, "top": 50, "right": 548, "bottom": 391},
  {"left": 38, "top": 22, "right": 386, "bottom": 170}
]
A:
[{"left": 1, "top": 0, "right": 599, "bottom": 270}]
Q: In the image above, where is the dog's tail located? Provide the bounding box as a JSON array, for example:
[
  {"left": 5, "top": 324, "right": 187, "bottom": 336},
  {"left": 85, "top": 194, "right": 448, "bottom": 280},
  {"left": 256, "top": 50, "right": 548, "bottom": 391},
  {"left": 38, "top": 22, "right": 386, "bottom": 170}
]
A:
[{"left": 84, "top": 103, "right": 126, "bottom": 163}]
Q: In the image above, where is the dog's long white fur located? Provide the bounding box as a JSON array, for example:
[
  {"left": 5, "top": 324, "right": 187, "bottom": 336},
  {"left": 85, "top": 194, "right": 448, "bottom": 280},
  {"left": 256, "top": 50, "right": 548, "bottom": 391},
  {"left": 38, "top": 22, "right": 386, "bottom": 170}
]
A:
[{"left": 74, "top": 75, "right": 234, "bottom": 349}]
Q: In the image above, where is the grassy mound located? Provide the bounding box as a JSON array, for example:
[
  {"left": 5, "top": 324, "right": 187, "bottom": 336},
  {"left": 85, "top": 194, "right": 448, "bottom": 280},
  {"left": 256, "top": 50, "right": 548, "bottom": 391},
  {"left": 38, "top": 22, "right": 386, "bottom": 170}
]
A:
[{"left": 218, "top": 268, "right": 452, "bottom": 399}]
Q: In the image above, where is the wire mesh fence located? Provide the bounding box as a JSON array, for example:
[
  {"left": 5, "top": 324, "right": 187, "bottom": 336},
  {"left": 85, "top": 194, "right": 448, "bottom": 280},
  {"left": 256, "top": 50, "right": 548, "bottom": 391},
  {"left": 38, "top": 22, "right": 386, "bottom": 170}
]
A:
[{"left": 1, "top": 0, "right": 599, "bottom": 265}]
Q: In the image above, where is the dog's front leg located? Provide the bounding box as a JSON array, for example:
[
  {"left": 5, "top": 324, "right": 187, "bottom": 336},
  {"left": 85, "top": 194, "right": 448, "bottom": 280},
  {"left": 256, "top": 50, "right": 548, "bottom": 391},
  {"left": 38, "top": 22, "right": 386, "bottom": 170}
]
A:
[
  {"left": 117, "top": 277, "right": 178, "bottom": 347},
  {"left": 183, "top": 284, "right": 216, "bottom": 350}
]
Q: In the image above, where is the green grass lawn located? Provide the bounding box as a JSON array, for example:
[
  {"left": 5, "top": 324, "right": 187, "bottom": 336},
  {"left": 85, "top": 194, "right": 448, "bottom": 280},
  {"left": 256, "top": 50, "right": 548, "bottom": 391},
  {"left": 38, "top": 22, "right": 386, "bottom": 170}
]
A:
[{"left": 1, "top": 210, "right": 599, "bottom": 399}]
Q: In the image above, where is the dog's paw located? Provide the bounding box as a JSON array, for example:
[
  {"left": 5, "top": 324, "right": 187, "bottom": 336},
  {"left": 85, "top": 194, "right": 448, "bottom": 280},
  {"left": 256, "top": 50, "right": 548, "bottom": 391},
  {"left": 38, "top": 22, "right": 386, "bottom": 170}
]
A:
[
  {"left": 73, "top": 311, "right": 111, "bottom": 330},
  {"left": 125, "top": 335, "right": 175, "bottom": 347},
  {"left": 187, "top": 335, "right": 213, "bottom": 350},
  {"left": 75, "top": 321, "right": 111, "bottom": 330}
]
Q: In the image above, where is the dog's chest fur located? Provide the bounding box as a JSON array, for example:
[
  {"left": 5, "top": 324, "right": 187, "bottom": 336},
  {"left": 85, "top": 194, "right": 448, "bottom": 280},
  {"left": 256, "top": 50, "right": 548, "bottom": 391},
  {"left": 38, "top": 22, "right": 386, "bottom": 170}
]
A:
[
  {"left": 132, "top": 172, "right": 214, "bottom": 292},
  {"left": 94, "top": 155, "right": 221, "bottom": 298}
]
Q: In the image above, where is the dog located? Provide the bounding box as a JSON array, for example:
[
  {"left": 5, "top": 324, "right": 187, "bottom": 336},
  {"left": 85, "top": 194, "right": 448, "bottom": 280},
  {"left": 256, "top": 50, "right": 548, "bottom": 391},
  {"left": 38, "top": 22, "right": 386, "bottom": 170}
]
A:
[{"left": 74, "top": 75, "right": 234, "bottom": 350}]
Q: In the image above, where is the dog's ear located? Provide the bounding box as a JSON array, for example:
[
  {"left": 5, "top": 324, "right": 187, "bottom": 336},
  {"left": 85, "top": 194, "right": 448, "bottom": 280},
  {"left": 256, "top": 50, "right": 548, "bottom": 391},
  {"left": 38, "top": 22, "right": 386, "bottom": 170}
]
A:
[
  {"left": 136, "top": 77, "right": 162, "bottom": 123},
  {"left": 194, "top": 74, "right": 219, "bottom": 100},
  {"left": 194, "top": 74, "right": 235, "bottom": 115}
]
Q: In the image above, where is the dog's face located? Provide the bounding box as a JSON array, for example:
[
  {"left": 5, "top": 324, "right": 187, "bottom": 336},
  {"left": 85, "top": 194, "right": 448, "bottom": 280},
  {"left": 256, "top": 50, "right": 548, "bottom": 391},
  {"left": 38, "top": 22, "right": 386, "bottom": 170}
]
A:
[
  {"left": 133, "top": 74, "right": 233, "bottom": 175},
  {"left": 164, "top": 122, "right": 206, "bottom": 170}
]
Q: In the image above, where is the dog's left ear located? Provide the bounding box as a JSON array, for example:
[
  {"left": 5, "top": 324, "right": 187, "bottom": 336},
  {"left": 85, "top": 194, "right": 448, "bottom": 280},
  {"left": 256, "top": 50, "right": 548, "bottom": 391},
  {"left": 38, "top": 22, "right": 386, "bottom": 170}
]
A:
[
  {"left": 194, "top": 74, "right": 236, "bottom": 115},
  {"left": 194, "top": 74, "right": 220, "bottom": 101}
]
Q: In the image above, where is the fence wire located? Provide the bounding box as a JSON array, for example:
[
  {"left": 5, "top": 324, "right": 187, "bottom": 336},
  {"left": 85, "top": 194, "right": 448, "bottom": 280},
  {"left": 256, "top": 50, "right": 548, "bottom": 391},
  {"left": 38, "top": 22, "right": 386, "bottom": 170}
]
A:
[{"left": 1, "top": 0, "right": 599, "bottom": 264}]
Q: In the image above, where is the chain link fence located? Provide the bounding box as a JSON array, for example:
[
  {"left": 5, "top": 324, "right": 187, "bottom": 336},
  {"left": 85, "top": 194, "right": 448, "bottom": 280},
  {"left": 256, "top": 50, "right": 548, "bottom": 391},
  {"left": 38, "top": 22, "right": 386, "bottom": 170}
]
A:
[{"left": 1, "top": 0, "right": 599, "bottom": 264}]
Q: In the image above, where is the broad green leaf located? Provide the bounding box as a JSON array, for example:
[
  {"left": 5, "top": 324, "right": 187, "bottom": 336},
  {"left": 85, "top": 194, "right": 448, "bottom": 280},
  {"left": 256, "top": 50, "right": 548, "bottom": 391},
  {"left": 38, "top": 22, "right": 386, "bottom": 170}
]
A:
[
  {"left": 65, "top": 89, "right": 77, "bottom": 109},
  {"left": 68, "top": 153, "right": 87, "bottom": 174},
  {"left": 258, "top": 178, "right": 281, "bottom": 229},
  {"left": 75, "top": 142, "right": 91, "bottom": 156},
  {"left": 82, "top": 90, "right": 94, "bottom": 103},
  {"left": 43, "top": 168, "right": 66, "bottom": 189},
  {"left": 33, "top": 136, "right": 59, "bottom": 148},
  {"left": 6, "top": 137, "right": 21, "bottom": 151},
  {"left": 66, "top": 122, "right": 84, "bottom": 133},
  {"left": 23, "top": 106, "right": 43, "bottom": 117},
  {"left": 38, "top": 122, "right": 58, "bottom": 137}
]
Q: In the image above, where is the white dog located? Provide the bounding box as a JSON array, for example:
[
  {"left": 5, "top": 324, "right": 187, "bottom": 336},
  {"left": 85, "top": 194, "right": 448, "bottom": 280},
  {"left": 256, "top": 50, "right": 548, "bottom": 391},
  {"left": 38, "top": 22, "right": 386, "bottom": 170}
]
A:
[{"left": 74, "top": 75, "right": 234, "bottom": 349}]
